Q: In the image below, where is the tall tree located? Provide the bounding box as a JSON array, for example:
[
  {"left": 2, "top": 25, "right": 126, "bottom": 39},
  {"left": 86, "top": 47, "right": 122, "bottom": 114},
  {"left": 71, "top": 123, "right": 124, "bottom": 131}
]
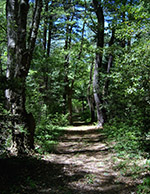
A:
[
  {"left": 92, "top": 0, "right": 105, "bottom": 127},
  {"left": 87, "top": 59, "right": 95, "bottom": 123},
  {"left": 6, "top": 0, "right": 42, "bottom": 154},
  {"left": 63, "top": 0, "right": 74, "bottom": 124}
]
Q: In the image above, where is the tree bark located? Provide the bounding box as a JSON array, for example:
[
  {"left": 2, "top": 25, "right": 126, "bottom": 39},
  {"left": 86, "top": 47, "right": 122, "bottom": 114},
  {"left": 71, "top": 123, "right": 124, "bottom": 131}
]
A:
[
  {"left": 63, "top": 16, "right": 70, "bottom": 115},
  {"left": 0, "top": 54, "right": 2, "bottom": 75},
  {"left": 121, "top": 0, "right": 127, "bottom": 48},
  {"left": 103, "top": 28, "right": 115, "bottom": 96},
  {"left": 47, "top": 15, "right": 53, "bottom": 57},
  {"left": 68, "top": 87, "right": 73, "bottom": 125},
  {"left": 42, "top": 0, "right": 53, "bottom": 100},
  {"left": 63, "top": 5, "right": 75, "bottom": 124},
  {"left": 92, "top": 0, "right": 104, "bottom": 128},
  {"left": 6, "top": 0, "right": 42, "bottom": 154},
  {"left": 43, "top": 0, "right": 49, "bottom": 51},
  {"left": 87, "top": 59, "right": 95, "bottom": 123}
]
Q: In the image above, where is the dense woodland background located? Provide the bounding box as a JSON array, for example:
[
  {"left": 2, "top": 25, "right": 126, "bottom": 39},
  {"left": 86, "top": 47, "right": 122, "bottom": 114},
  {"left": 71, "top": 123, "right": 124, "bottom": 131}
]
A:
[
  {"left": 1, "top": 0, "right": 150, "bottom": 193},
  {"left": 0, "top": 0, "right": 150, "bottom": 188}
]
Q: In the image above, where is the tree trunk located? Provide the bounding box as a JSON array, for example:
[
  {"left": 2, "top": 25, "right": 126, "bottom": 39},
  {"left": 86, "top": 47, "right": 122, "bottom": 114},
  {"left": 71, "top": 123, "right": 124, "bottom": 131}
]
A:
[
  {"left": 87, "top": 60, "right": 95, "bottom": 123},
  {"left": 68, "top": 88, "right": 73, "bottom": 125},
  {"left": 6, "top": 0, "right": 42, "bottom": 154},
  {"left": 92, "top": 0, "right": 104, "bottom": 128},
  {"left": 43, "top": 0, "right": 48, "bottom": 51},
  {"left": 103, "top": 28, "right": 115, "bottom": 97},
  {"left": 63, "top": 9, "right": 74, "bottom": 124},
  {"left": 121, "top": 0, "right": 126, "bottom": 48},
  {"left": 42, "top": 0, "right": 53, "bottom": 104},
  {"left": 0, "top": 54, "right": 2, "bottom": 75},
  {"left": 93, "top": 60, "right": 104, "bottom": 127},
  {"left": 47, "top": 15, "right": 53, "bottom": 57}
]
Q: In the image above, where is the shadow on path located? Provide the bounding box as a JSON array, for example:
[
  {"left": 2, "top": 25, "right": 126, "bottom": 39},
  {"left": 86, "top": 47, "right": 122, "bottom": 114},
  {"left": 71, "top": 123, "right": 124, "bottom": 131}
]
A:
[{"left": 0, "top": 125, "right": 137, "bottom": 194}]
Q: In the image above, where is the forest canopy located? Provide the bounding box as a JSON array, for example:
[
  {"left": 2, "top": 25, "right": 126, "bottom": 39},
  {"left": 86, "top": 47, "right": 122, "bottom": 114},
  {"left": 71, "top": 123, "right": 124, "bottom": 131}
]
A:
[{"left": 0, "top": 0, "right": 150, "bottom": 158}]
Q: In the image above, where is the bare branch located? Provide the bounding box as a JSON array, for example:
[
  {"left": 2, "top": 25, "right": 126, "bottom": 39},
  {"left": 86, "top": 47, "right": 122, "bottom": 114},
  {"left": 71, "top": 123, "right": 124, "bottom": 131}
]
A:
[{"left": 27, "top": 0, "right": 42, "bottom": 69}]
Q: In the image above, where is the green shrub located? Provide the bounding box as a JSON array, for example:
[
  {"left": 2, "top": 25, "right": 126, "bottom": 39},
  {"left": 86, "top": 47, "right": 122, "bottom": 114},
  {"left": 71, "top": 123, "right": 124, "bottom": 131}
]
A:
[
  {"left": 137, "top": 177, "right": 150, "bottom": 194},
  {"left": 103, "top": 121, "right": 142, "bottom": 155},
  {"left": 50, "top": 112, "right": 69, "bottom": 126},
  {"left": 35, "top": 118, "right": 64, "bottom": 153}
]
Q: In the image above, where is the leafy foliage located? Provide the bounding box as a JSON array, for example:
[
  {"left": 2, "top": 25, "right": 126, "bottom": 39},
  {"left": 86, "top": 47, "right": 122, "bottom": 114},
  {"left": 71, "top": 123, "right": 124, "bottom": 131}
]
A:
[
  {"left": 104, "top": 122, "right": 142, "bottom": 155},
  {"left": 138, "top": 176, "right": 150, "bottom": 194},
  {"left": 0, "top": 1, "right": 150, "bottom": 187},
  {"left": 35, "top": 121, "right": 64, "bottom": 154}
]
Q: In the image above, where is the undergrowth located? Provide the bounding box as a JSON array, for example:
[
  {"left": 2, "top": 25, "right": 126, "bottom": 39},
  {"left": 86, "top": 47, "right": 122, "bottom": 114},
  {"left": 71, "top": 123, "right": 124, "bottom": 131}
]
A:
[
  {"left": 35, "top": 122, "right": 65, "bottom": 154},
  {"left": 34, "top": 113, "right": 68, "bottom": 154},
  {"left": 103, "top": 121, "right": 150, "bottom": 193},
  {"left": 35, "top": 124, "right": 64, "bottom": 154}
]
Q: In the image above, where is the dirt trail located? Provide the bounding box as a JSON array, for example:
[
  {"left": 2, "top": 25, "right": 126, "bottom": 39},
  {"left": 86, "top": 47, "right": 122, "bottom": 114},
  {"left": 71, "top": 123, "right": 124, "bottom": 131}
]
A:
[
  {"left": 42, "top": 125, "right": 137, "bottom": 194},
  {"left": 0, "top": 124, "right": 138, "bottom": 194}
]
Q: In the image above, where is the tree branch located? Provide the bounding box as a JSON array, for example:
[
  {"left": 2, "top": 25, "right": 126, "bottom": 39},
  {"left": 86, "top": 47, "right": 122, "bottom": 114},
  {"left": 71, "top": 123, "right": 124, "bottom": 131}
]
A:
[{"left": 27, "top": 0, "right": 42, "bottom": 70}]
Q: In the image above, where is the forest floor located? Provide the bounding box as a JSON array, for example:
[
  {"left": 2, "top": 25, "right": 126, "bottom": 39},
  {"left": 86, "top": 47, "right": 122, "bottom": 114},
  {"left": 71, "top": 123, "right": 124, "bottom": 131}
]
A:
[{"left": 0, "top": 124, "right": 147, "bottom": 194}]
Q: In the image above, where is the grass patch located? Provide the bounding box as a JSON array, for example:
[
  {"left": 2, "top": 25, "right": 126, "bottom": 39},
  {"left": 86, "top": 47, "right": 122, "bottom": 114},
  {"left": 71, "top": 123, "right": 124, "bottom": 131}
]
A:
[
  {"left": 103, "top": 122, "right": 150, "bottom": 193},
  {"left": 35, "top": 124, "right": 65, "bottom": 154}
]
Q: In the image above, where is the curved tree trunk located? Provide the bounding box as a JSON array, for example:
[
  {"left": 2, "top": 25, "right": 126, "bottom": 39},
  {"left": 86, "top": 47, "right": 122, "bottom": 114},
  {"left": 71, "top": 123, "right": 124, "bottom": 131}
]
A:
[
  {"left": 92, "top": 0, "right": 104, "bottom": 128},
  {"left": 6, "top": 0, "right": 42, "bottom": 154},
  {"left": 93, "top": 60, "right": 104, "bottom": 127}
]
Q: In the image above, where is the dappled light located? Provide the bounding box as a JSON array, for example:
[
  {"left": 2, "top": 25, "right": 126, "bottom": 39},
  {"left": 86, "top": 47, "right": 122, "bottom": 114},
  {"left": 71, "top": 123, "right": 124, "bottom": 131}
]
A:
[
  {"left": 1, "top": 0, "right": 150, "bottom": 193},
  {"left": 0, "top": 125, "right": 139, "bottom": 194}
]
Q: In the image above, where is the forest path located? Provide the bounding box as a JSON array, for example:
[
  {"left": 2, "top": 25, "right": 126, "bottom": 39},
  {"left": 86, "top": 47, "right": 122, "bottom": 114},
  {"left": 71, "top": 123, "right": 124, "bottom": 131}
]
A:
[
  {"left": 0, "top": 124, "right": 138, "bottom": 194},
  {"left": 41, "top": 124, "right": 137, "bottom": 194}
]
